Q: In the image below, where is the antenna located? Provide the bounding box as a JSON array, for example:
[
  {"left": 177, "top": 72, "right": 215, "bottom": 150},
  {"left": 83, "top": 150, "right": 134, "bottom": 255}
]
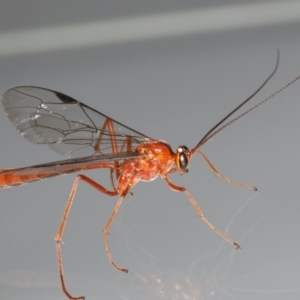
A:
[{"left": 192, "top": 51, "right": 300, "bottom": 152}]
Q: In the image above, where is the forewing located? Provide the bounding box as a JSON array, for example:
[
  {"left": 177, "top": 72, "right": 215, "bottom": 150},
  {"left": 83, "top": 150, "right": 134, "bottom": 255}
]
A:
[{"left": 2, "top": 86, "right": 152, "bottom": 158}]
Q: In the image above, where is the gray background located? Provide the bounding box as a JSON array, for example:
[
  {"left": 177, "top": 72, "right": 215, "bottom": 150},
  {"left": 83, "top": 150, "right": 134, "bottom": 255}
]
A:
[{"left": 0, "top": 1, "right": 300, "bottom": 299}]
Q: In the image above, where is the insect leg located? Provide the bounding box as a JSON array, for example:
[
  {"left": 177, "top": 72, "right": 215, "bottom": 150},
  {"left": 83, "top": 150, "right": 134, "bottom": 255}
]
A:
[
  {"left": 102, "top": 184, "right": 131, "bottom": 273},
  {"left": 162, "top": 175, "right": 240, "bottom": 249},
  {"left": 109, "top": 135, "right": 134, "bottom": 193},
  {"left": 55, "top": 174, "right": 118, "bottom": 300},
  {"left": 110, "top": 168, "right": 119, "bottom": 192},
  {"left": 94, "top": 119, "right": 133, "bottom": 182},
  {"left": 93, "top": 118, "right": 117, "bottom": 154},
  {"left": 94, "top": 118, "right": 132, "bottom": 157},
  {"left": 197, "top": 150, "right": 257, "bottom": 191}
]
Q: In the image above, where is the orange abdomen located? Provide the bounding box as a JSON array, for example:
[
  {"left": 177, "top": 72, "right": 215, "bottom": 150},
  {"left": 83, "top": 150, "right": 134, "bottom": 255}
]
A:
[{"left": 0, "top": 169, "right": 56, "bottom": 188}]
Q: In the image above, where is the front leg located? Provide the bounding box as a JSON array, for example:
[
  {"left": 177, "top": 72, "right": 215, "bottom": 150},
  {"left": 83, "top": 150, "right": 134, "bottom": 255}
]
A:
[
  {"left": 197, "top": 150, "right": 257, "bottom": 191},
  {"left": 162, "top": 175, "right": 240, "bottom": 249}
]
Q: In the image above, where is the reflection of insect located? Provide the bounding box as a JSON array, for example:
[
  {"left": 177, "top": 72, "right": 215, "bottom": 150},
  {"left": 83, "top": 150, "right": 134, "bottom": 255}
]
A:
[
  {"left": 1, "top": 53, "right": 299, "bottom": 300},
  {"left": 0, "top": 194, "right": 262, "bottom": 300}
]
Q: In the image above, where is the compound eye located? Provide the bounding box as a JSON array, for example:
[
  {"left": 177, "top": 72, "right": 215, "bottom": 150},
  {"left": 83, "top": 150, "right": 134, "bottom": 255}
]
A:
[
  {"left": 179, "top": 152, "right": 189, "bottom": 171},
  {"left": 176, "top": 145, "right": 190, "bottom": 172}
]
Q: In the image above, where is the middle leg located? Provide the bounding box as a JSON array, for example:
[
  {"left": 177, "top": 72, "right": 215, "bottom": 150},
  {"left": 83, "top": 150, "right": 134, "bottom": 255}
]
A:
[{"left": 102, "top": 184, "right": 132, "bottom": 273}]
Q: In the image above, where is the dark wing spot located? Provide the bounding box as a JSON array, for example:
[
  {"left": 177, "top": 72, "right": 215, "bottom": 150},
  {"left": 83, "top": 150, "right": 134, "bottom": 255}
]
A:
[{"left": 54, "top": 91, "right": 77, "bottom": 104}]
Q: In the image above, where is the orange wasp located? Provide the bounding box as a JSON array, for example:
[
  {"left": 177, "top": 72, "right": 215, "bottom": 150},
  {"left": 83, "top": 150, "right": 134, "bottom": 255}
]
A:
[{"left": 1, "top": 53, "right": 299, "bottom": 300}]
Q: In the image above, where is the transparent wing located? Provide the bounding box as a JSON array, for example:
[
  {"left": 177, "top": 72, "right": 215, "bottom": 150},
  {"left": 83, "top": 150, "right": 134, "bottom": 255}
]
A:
[{"left": 2, "top": 86, "right": 153, "bottom": 158}]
